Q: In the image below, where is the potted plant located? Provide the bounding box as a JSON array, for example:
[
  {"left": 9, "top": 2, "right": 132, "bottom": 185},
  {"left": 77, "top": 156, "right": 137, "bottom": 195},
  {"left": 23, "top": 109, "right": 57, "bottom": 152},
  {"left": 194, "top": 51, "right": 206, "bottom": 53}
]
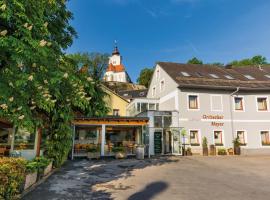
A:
[
  {"left": 186, "top": 147, "right": 192, "bottom": 156},
  {"left": 233, "top": 136, "right": 241, "bottom": 155},
  {"left": 86, "top": 146, "right": 100, "bottom": 160},
  {"left": 202, "top": 137, "right": 208, "bottom": 156},
  {"left": 209, "top": 144, "right": 216, "bottom": 156},
  {"left": 112, "top": 146, "right": 126, "bottom": 159},
  {"left": 181, "top": 129, "right": 187, "bottom": 156},
  {"left": 24, "top": 161, "right": 38, "bottom": 190},
  {"left": 217, "top": 148, "right": 227, "bottom": 155}
]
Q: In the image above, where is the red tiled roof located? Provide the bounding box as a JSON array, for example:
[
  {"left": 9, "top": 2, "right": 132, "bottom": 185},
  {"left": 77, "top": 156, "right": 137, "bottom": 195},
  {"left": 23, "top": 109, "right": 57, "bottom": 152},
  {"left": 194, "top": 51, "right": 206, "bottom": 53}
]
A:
[{"left": 106, "top": 64, "right": 125, "bottom": 72}]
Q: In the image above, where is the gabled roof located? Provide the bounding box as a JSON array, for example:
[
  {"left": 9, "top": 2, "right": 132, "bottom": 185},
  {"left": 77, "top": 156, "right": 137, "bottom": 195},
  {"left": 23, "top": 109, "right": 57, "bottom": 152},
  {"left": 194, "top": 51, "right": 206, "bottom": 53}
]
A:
[{"left": 157, "top": 62, "right": 270, "bottom": 91}]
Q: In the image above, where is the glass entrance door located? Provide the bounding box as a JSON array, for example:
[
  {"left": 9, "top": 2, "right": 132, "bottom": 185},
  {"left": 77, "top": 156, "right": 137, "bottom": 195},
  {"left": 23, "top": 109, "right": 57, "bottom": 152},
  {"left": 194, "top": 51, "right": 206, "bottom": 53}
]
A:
[{"left": 171, "top": 128, "right": 182, "bottom": 155}]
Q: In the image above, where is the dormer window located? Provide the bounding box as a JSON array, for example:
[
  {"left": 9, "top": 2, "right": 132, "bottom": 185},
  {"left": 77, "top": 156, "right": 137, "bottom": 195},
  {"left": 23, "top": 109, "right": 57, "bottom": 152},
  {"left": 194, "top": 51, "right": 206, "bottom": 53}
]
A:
[
  {"left": 209, "top": 74, "right": 219, "bottom": 79},
  {"left": 181, "top": 72, "right": 190, "bottom": 77},
  {"left": 244, "top": 75, "right": 255, "bottom": 80}
]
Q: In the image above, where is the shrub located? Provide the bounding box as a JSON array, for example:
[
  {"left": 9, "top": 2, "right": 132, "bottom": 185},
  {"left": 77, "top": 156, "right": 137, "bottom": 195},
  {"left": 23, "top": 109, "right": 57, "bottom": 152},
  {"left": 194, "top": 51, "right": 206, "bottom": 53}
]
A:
[
  {"left": 112, "top": 146, "right": 125, "bottom": 153},
  {"left": 0, "top": 157, "right": 27, "bottom": 200},
  {"left": 86, "top": 146, "right": 100, "bottom": 153},
  {"left": 33, "top": 156, "right": 51, "bottom": 169},
  {"left": 26, "top": 161, "right": 39, "bottom": 174},
  {"left": 217, "top": 148, "right": 227, "bottom": 155},
  {"left": 202, "top": 137, "right": 208, "bottom": 148}
]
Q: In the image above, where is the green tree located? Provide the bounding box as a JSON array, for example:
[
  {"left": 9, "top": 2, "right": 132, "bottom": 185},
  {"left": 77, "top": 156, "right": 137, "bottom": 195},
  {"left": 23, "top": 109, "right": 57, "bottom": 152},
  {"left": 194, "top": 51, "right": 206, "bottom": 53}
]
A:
[
  {"left": 187, "top": 57, "right": 203, "bottom": 65},
  {"left": 229, "top": 55, "right": 268, "bottom": 66},
  {"left": 67, "top": 52, "right": 109, "bottom": 81},
  {"left": 137, "top": 67, "right": 154, "bottom": 88},
  {"left": 0, "top": 0, "right": 108, "bottom": 167}
]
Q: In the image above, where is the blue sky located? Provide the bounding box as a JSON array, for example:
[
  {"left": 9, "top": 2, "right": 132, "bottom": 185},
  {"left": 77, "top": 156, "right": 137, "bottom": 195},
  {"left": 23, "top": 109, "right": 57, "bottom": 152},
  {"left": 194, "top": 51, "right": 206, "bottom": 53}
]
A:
[{"left": 67, "top": 0, "right": 270, "bottom": 82}]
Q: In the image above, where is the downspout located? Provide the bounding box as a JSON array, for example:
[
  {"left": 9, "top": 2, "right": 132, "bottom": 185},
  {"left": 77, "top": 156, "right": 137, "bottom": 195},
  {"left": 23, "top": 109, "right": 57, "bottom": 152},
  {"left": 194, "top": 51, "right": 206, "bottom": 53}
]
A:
[{"left": 229, "top": 87, "right": 240, "bottom": 145}]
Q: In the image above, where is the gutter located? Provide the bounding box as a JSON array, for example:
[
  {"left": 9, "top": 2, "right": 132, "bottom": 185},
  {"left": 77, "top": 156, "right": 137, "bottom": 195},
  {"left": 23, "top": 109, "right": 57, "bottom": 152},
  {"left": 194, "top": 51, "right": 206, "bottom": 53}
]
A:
[{"left": 229, "top": 87, "right": 240, "bottom": 144}]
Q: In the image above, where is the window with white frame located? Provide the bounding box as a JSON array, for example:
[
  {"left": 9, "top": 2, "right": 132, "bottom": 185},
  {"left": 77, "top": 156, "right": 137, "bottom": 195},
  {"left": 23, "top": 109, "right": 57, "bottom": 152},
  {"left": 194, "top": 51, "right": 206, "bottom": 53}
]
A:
[
  {"left": 236, "top": 131, "right": 246, "bottom": 145},
  {"left": 190, "top": 130, "right": 200, "bottom": 146},
  {"left": 160, "top": 80, "right": 165, "bottom": 91},
  {"left": 152, "top": 87, "right": 156, "bottom": 97},
  {"left": 261, "top": 131, "right": 270, "bottom": 146},
  {"left": 188, "top": 95, "right": 199, "bottom": 110},
  {"left": 211, "top": 95, "right": 222, "bottom": 111},
  {"left": 234, "top": 97, "right": 244, "bottom": 111},
  {"left": 214, "top": 130, "right": 223, "bottom": 146},
  {"left": 257, "top": 97, "right": 268, "bottom": 111}
]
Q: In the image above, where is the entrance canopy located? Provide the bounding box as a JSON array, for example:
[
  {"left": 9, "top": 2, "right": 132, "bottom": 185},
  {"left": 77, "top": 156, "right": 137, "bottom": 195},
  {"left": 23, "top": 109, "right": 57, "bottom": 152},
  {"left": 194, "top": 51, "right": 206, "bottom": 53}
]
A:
[{"left": 72, "top": 117, "right": 149, "bottom": 159}]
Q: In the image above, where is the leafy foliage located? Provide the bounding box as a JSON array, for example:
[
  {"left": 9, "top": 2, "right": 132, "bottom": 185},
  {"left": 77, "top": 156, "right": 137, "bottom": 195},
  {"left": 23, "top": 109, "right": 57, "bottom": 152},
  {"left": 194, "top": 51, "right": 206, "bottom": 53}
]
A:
[
  {"left": 0, "top": 157, "right": 27, "bottom": 200},
  {"left": 229, "top": 55, "right": 268, "bottom": 66},
  {"left": 0, "top": 1, "right": 108, "bottom": 167},
  {"left": 137, "top": 67, "right": 154, "bottom": 87},
  {"left": 187, "top": 57, "right": 203, "bottom": 65}
]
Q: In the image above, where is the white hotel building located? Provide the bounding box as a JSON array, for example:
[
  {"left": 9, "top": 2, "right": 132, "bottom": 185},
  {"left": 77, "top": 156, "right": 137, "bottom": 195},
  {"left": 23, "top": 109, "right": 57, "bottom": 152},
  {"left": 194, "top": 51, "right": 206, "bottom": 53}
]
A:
[{"left": 128, "top": 62, "right": 270, "bottom": 156}]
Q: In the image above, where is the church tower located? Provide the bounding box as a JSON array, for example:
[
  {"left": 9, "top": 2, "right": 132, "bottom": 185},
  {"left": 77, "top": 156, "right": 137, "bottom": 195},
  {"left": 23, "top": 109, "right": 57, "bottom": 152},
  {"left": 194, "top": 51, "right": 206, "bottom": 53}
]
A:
[{"left": 104, "top": 42, "right": 131, "bottom": 83}]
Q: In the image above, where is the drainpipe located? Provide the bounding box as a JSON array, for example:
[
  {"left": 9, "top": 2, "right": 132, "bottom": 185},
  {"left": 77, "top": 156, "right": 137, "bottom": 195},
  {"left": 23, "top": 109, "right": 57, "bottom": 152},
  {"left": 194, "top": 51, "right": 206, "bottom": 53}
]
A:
[{"left": 229, "top": 87, "right": 240, "bottom": 145}]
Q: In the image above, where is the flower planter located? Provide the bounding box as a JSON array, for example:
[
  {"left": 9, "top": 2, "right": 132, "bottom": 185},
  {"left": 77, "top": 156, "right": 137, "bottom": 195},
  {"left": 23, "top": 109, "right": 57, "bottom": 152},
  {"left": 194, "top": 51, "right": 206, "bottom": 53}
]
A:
[
  {"left": 87, "top": 152, "right": 100, "bottom": 160},
  {"left": 234, "top": 146, "right": 241, "bottom": 155},
  {"left": 115, "top": 152, "right": 126, "bottom": 159},
  {"left": 203, "top": 147, "right": 208, "bottom": 156},
  {"left": 209, "top": 145, "right": 216, "bottom": 156},
  {"left": 43, "top": 162, "right": 53, "bottom": 176},
  {"left": 24, "top": 172, "right": 38, "bottom": 190}
]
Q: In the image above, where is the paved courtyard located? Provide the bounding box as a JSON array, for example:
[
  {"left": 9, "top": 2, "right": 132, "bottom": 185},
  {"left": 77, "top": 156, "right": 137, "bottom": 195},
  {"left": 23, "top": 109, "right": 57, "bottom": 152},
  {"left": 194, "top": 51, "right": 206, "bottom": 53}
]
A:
[{"left": 23, "top": 156, "right": 270, "bottom": 200}]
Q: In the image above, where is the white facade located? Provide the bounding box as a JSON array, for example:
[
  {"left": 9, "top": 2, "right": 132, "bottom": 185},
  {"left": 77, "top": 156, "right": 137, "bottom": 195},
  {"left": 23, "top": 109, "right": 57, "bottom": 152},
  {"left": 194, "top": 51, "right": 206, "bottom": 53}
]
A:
[{"left": 144, "top": 63, "right": 270, "bottom": 155}]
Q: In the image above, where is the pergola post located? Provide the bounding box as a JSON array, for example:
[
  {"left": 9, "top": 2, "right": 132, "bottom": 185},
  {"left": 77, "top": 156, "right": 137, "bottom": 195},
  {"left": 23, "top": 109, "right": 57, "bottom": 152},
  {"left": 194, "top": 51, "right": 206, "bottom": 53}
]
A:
[
  {"left": 71, "top": 125, "right": 76, "bottom": 160},
  {"left": 101, "top": 124, "right": 106, "bottom": 156}
]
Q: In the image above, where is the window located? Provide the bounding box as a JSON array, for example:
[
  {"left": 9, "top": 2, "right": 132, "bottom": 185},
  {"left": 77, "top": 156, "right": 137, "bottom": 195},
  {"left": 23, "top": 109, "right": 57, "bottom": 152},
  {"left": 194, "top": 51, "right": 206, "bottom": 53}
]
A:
[
  {"left": 261, "top": 131, "right": 270, "bottom": 146},
  {"left": 190, "top": 130, "right": 200, "bottom": 146},
  {"left": 188, "top": 95, "right": 199, "bottom": 110},
  {"left": 257, "top": 97, "right": 268, "bottom": 111},
  {"left": 14, "top": 128, "right": 36, "bottom": 150},
  {"left": 236, "top": 131, "right": 246, "bottom": 145},
  {"left": 113, "top": 109, "right": 119, "bottom": 116},
  {"left": 152, "top": 87, "right": 156, "bottom": 97},
  {"left": 195, "top": 72, "right": 203, "bottom": 77},
  {"left": 224, "top": 75, "right": 234, "bottom": 80},
  {"left": 244, "top": 75, "right": 255, "bottom": 80},
  {"left": 209, "top": 74, "right": 219, "bottom": 79},
  {"left": 214, "top": 131, "right": 223, "bottom": 146},
  {"left": 136, "top": 103, "right": 141, "bottom": 112},
  {"left": 160, "top": 80, "right": 165, "bottom": 91},
  {"left": 181, "top": 72, "right": 190, "bottom": 77},
  {"left": 163, "top": 116, "right": 172, "bottom": 128},
  {"left": 149, "top": 103, "right": 155, "bottom": 110},
  {"left": 141, "top": 103, "right": 148, "bottom": 112},
  {"left": 265, "top": 75, "right": 270, "bottom": 79},
  {"left": 234, "top": 97, "right": 244, "bottom": 111},
  {"left": 211, "top": 95, "right": 222, "bottom": 111},
  {"left": 154, "top": 116, "right": 162, "bottom": 128}
]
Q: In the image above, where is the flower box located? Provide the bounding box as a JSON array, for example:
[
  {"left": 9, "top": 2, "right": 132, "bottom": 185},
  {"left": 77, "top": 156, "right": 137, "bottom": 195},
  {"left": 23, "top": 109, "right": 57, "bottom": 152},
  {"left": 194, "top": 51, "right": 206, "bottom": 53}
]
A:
[
  {"left": 24, "top": 172, "right": 37, "bottom": 190},
  {"left": 43, "top": 162, "right": 53, "bottom": 176}
]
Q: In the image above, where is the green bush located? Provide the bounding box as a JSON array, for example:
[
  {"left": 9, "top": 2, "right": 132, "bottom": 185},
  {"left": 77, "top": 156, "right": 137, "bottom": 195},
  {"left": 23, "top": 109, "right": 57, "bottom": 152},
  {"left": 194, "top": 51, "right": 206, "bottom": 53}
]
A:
[
  {"left": 26, "top": 161, "right": 39, "bottom": 173},
  {"left": 112, "top": 146, "right": 125, "bottom": 153},
  {"left": 217, "top": 148, "right": 227, "bottom": 155},
  {"left": 0, "top": 157, "right": 27, "bottom": 200},
  {"left": 86, "top": 146, "right": 100, "bottom": 153},
  {"left": 33, "top": 156, "right": 51, "bottom": 169}
]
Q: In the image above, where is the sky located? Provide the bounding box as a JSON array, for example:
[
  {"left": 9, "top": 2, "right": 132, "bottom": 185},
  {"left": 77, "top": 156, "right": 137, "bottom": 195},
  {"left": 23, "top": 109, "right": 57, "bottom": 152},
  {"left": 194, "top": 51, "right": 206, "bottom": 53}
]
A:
[{"left": 67, "top": 0, "right": 270, "bottom": 82}]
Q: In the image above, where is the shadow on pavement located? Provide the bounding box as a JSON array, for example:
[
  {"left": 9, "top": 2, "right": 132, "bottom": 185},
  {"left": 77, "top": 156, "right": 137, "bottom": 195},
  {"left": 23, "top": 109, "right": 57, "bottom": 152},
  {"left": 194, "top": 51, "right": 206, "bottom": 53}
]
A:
[
  {"left": 22, "top": 156, "right": 178, "bottom": 200},
  {"left": 127, "top": 181, "right": 168, "bottom": 200}
]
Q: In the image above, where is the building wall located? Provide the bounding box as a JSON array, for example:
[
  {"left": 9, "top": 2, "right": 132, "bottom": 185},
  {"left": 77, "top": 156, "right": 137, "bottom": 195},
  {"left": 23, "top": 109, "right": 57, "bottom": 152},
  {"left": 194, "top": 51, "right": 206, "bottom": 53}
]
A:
[
  {"left": 147, "top": 64, "right": 178, "bottom": 99},
  {"left": 104, "top": 89, "right": 129, "bottom": 116},
  {"left": 178, "top": 88, "right": 270, "bottom": 153}
]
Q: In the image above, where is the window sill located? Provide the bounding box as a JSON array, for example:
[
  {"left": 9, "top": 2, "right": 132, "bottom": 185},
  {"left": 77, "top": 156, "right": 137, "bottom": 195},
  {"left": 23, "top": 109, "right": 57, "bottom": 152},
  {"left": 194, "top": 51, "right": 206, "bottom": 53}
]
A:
[
  {"left": 190, "top": 143, "right": 200, "bottom": 146},
  {"left": 215, "top": 143, "right": 224, "bottom": 146}
]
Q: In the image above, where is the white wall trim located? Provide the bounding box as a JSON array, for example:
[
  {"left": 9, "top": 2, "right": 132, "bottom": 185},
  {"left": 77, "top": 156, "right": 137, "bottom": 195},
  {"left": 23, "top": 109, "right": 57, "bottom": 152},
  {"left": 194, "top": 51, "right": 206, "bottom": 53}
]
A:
[
  {"left": 235, "top": 130, "right": 248, "bottom": 147},
  {"left": 212, "top": 129, "right": 225, "bottom": 146},
  {"left": 260, "top": 130, "right": 270, "bottom": 148},
  {"left": 187, "top": 93, "right": 200, "bottom": 111},
  {"left": 188, "top": 129, "right": 201, "bottom": 146},
  {"left": 255, "top": 96, "right": 270, "bottom": 112}
]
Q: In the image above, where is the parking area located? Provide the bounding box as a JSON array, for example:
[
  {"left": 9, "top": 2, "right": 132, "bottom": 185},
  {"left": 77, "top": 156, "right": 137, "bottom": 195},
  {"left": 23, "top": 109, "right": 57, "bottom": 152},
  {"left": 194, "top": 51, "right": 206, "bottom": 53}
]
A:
[{"left": 23, "top": 156, "right": 270, "bottom": 200}]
